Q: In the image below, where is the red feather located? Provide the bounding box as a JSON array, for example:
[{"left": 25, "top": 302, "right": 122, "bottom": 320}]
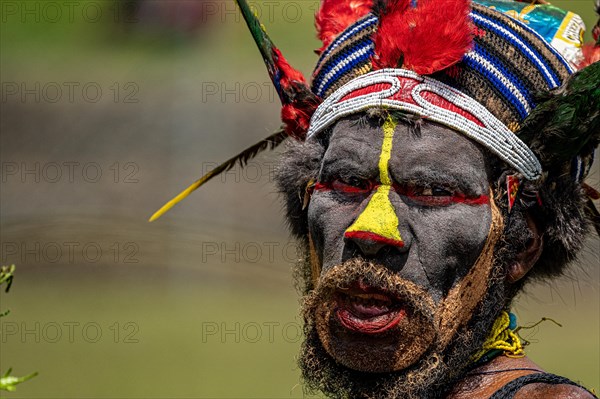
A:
[
  {"left": 372, "top": 0, "right": 473, "bottom": 74},
  {"left": 270, "top": 48, "right": 322, "bottom": 139},
  {"left": 273, "top": 47, "right": 308, "bottom": 91},
  {"left": 315, "top": 0, "right": 374, "bottom": 54},
  {"left": 282, "top": 102, "right": 319, "bottom": 140}
]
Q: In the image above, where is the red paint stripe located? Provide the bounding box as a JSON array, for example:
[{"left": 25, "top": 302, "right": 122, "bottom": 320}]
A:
[
  {"left": 314, "top": 181, "right": 489, "bottom": 206},
  {"left": 314, "top": 182, "right": 329, "bottom": 191},
  {"left": 314, "top": 181, "right": 371, "bottom": 194},
  {"left": 344, "top": 231, "right": 405, "bottom": 248},
  {"left": 406, "top": 194, "right": 489, "bottom": 206},
  {"left": 454, "top": 194, "right": 489, "bottom": 205}
]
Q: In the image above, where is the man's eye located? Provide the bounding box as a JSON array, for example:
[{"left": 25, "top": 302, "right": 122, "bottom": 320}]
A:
[
  {"left": 401, "top": 184, "right": 456, "bottom": 207},
  {"left": 331, "top": 177, "right": 373, "bottom": 193},
  {"left": 421, "top": 186, "right": 453, "bottom": 196}
]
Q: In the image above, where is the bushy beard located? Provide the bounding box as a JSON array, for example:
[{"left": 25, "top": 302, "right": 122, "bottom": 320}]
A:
[{"left": 298, "top": 257, "right": 508, "bottom": 399}]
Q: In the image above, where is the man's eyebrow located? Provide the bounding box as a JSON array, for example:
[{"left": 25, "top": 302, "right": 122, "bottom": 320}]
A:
[
  {"left": 326, "top": 136, "right": 374, "bottom": 162},
  {"left": 392, "top": 168, "right": 487, "bottom": 194},
  {"left": 319, "top": 157, "right": 373, "bottom": 179}
]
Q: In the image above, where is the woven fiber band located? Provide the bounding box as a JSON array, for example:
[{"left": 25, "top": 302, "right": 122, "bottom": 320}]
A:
[{"left": 307, "top": 68, "right": 542, "bottom": 180}]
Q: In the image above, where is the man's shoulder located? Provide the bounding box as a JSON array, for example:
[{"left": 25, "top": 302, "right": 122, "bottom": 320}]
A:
[
  {"left": 448, "top": 356, "right": 597, "bottom": 399},
  {"left": 514, "top": 382, "right": 596, "bottom": 399}
]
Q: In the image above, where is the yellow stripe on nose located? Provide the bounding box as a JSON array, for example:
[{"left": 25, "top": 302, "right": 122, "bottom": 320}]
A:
[{"left": 344, "top": 116, "right": 403, "bottom": 247}]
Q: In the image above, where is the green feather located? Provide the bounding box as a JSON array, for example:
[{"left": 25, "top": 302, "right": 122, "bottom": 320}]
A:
[{"left": 235, "top": 0, "right": 287, "bottom": 103}]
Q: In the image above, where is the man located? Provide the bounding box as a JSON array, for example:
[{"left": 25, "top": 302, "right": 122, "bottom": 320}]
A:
[{"left": 151, "top": 0, "right": 599, "bottom": 397}]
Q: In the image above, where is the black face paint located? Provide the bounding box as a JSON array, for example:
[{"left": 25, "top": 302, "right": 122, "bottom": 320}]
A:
[{"left": 308, "top": 116, "right": 492, "bottom": 303}]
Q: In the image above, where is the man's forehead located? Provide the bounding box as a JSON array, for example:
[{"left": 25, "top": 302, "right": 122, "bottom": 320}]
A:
[
  {"left": 328, "top": 117, "right": 384, "bottom": 151},
  {"left": 324, "top": 116, "right": 491, "bottom": 188}
]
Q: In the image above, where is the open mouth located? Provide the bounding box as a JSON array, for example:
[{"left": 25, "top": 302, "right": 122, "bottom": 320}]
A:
[
  {"left": 335, "top": 282, "right": 407, "bottom": 335},
  {"left": 310, "top": 265, "right": 437, "bottom": 372}
]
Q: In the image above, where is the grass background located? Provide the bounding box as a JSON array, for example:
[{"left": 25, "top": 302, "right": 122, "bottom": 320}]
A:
[{"left": 0, "top": 1, "right": 598, "bottom": 397}]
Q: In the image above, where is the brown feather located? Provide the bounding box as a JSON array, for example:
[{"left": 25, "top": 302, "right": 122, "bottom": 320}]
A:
[{"left": 149, "top": 129, "right": 288, "bottom": 222}]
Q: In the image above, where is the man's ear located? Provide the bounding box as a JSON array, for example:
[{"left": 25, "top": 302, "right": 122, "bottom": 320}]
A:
[{"left": 506, "top": 213, "right": 544, "bottom": 283}]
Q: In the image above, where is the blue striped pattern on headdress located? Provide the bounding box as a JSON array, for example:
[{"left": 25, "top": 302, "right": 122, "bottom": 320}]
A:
[
  {"left": 316, "top": 14, "right": 378, "bottom": 67},
  {"left": 464, "top": 6, "right": 574, "bottom": 121},
  {"left": 451, "top": 3, "right": 573, "bottom": 129},
  {"left": 463, "top": 44, "right": 533, "bottom": 119},
  {"left": 469, "top": 10, "right": 565, "bottom": 88},
  {"left": 311, "top": 14, "right": 378, "bottom": 98},
  {"left": 314, "top": 41, "right": 374, "bottom": 97}
]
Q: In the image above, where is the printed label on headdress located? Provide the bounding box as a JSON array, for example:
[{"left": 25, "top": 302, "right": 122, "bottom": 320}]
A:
[{"left": 550, "top": 12, "right": 586, "bottom": 67}]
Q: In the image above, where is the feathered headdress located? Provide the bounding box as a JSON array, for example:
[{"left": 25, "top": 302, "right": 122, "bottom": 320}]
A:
[{"left": 150, "top": 0, "right": 599, "bottom": 223}]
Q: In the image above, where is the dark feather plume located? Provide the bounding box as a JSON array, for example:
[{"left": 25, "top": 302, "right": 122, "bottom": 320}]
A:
[{"left": 518, "top": 61, "right": 600, "bottom": 168}]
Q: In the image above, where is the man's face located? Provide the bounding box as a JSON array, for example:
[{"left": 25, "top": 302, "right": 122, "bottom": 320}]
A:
[{"left": 303, "top": 114, "right": 500, "bottom": 377}]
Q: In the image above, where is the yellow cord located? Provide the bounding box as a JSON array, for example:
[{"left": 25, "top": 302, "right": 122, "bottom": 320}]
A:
[{"left": 472, "top": 311, "right": 525, "bottom": 363}]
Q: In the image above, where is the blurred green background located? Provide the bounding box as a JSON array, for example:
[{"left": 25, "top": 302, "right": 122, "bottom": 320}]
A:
[{"left": 0, "top": 1, "right": 598, "bottom": 398}]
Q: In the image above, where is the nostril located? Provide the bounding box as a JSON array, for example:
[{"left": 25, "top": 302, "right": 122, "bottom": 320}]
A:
[
  {"left": 345, "top": 233, "right": 400, "bottom": 258},
  {"left": 353, "top": 239, "right": 387, "bottom": 257},
  {"left": 342, "top": 236, "right": 408, "bottom": 272}
]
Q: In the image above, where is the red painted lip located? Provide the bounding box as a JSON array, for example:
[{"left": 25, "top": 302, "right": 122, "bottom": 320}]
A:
[{"left": 335, "top": 283, "right": 407, "bottom": 335}]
